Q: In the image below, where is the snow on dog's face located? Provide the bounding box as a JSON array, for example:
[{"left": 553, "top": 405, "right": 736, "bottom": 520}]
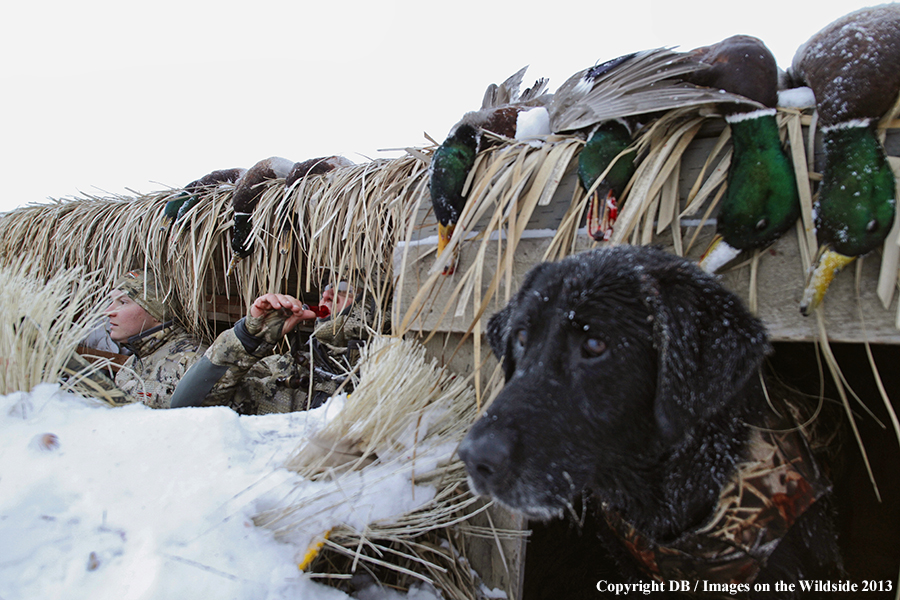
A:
[{"left": 457, "top": 245, "right": 770, "bottom": 519}]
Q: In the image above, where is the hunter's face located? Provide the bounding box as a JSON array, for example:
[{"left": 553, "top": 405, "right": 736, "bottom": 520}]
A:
[
  {"left": 104, "top": 291, "right": 161, "bottom": 342},
  {"left": 321, "top": 282, "right": 354, "bottom": 316}
]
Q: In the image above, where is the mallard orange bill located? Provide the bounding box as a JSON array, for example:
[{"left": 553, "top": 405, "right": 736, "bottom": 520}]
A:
[
  {"left": 437, "top": 222, "right": 457, "bottom": 275},
  {"left": 298, "top": 529, "right": 332, "bottom": 571},
  {"left": 799, "top": 246, "right": 856, "bottom": 316},
  {"left": 225, "top": 254, "right": 243, "bottom": 278},
  {"left": 698, "top": 233, "right": 742, "bottom": 274}
]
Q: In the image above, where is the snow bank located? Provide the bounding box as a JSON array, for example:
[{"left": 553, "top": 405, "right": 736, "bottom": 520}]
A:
[{"left": 0, "top": 384, "right": 443, "bottom": 600}]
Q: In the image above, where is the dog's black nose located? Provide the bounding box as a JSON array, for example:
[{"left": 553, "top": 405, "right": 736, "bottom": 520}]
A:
[{"left": 457, "top": 429, "right": 513, "bottom": 492}]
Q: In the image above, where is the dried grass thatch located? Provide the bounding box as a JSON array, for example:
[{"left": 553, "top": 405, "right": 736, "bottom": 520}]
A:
[
  {"left": 0, "top": 153, "right": 430, "bottom": 340},
  {"left": 0, "top": 261, "right": 118, "bottom": 400},
  {"left": 252, "top": 335, "right": 515, "bottom": 599}
]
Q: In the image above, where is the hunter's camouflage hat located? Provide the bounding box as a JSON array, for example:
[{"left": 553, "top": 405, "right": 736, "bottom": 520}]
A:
[
  {"left": 316, "top": 267, "right": 363, "bottom": 295},
  {"left": 113, "top": 270, "right": 169, "bottom": 322}
]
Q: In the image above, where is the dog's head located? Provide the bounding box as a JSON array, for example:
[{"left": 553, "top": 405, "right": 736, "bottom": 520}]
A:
[{"left": 457, "top": 245, "right": 771, "bottom": 519}]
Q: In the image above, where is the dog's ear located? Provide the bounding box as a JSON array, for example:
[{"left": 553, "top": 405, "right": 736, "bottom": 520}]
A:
[
  {"left": 486, "top": 302, "right": 518, "bottom": 381},
  {"left": 486, "top": 303, "right": 512, "bottom": 360},
  {"left": 638, "top": 255, "right": 772, "bottom": 439},
  {"left": 486, "top": 262, "right": 554, "bottom": 381}
]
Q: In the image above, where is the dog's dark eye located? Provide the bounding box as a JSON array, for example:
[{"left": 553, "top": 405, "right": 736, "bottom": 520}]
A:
[
  {"left": 515, "top": 328, "right": 528, "bottom": 348},
  {"left": 582, "top": 337, "right": 607, "bottom": 358}
]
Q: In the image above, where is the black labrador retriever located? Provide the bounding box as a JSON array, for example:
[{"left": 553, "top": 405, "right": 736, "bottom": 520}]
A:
[{"left": 458, "top": 246, "right": 842, "bottom": 598}]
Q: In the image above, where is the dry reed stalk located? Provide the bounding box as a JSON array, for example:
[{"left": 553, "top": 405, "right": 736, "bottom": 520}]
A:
[
  {"left": 252, "top": 335, "right": 491, "bottom": 599},
  {"left": 0, "top": 261, "right": 115, "bottom": 398},
  {"left": 680, "top": 125, "right": 732, "bottom": 218},
  {"left": 166, "top": 186, "right": 237, "bottom": 338},
  {"left": 612, "top": 114, "right": 706, "bottom": 245},
  {"left": 876, "top": 159, "right": 900, "bottom": 312},
  {"left": 283, "top": 335, "right": 477, "bottom": 478}
]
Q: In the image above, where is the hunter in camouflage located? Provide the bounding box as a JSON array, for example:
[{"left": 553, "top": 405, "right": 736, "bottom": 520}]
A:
[
  {"left": 103, "top": 270, "right": 207, "bottom": 408},
  {"left": 171, "top": 281, "right": 373, "bottom": 414}
]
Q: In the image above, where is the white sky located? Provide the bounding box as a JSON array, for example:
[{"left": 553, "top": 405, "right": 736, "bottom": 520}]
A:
[{"left": 0, "top": 0, "right": 868, "bottom": 213}]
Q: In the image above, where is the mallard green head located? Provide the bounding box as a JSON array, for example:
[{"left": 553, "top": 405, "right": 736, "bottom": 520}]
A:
[
  {"left": 578, "top": 121, "right": 634, "bottom": 198},
  {"left": 174, "top": 194, "right": 201, "bottom": 223},
  {"left": 161, "top": 193, "right": 190, "bottom": 230},
  {"left": 815, "top": 122, "right": 896, "bottom": 257},
  {"left": 799, "top": 122, "right": 896, "bottom": 316},
  {"left": 700, "top": 110, "right": 801, "bottom": 272},
  {"left": 577, "top": 120, "right": 635, "bottom": 241},
  {"left": 430, "top": 123, "right": 478, "bottom": 257}
]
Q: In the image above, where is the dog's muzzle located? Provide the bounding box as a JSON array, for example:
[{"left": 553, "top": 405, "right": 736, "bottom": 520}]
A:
[{"left": 457, "top": 426, "right": 514, "bottom": 497}]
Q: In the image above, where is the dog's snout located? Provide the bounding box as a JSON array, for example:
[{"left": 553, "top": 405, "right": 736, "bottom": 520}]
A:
[{"left": 458, "top": 428, "right": 514, "bottom": 491}]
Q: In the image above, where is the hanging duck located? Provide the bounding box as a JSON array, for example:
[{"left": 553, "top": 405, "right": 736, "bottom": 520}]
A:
[
  {"left": 284, "top": 155, "right": 354, "bottom": 189},
  {"left": 563, "top": 52, "right": 646, "bottom": 242},
  {"left": 228, "top": 156, "right": 295, "bottom": 274},
  {"left": 575, "top": 118, "right": 636, "bottom": 241},
  {"left": 429, "top": 67, "right": 551, "bottom": 273},
  {"left": 430, "top": 49, "right": 759, "bottom": 272},
  {"left": 278, "top": 155, "right": 355, "bottom": 255},
  {"left": 557, "top": 48, "right": 742, "bottom": 242},
  {"left": 689, "top": 35, "right": 802, "bottom": 273},
  {"left": 551, "top": 47, "right": 767, "bottom": 243},
  {"left": 161, "top": 167, "right": 245, "bottom": 230},
  {"left": 791, "top": 5, "right": 900, "bottom": 315}
]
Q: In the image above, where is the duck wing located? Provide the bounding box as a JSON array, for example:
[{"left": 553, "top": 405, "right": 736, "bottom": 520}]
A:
[
  {"left": 549, "top": 47, "right": 763, "bottom": 133},
  {"left": 481, "top": 66, "right": 550, "bottom": 110}
]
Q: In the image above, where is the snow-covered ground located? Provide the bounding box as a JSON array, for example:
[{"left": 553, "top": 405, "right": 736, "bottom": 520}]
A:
[{"left": 0, "top": 384, "right": 449, "bottom": 600}]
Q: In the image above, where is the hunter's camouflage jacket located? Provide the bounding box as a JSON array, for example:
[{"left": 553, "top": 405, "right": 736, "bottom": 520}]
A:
[
  {"left": 115, "top": 325, "right": 207, "bottom": 409},
  {"left": 199, "top": 303, "right": 371, "bottom": 415}
]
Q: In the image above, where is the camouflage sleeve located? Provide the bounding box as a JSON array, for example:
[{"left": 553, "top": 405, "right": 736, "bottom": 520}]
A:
[
  {"left": 194, "top": 327, "right": 265, "bottom": 407},
  {"left": 234, "top": 354, "right": 310, "bottom": 414},
  {"left": 171, "top": 308, "right": 314, "bottom": 413},
  {"left": 151, "top": 345, "right": 206, "bottom": 408},
  {"left": 63, "top": 351, "right": 132, "bottom": 406}
]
